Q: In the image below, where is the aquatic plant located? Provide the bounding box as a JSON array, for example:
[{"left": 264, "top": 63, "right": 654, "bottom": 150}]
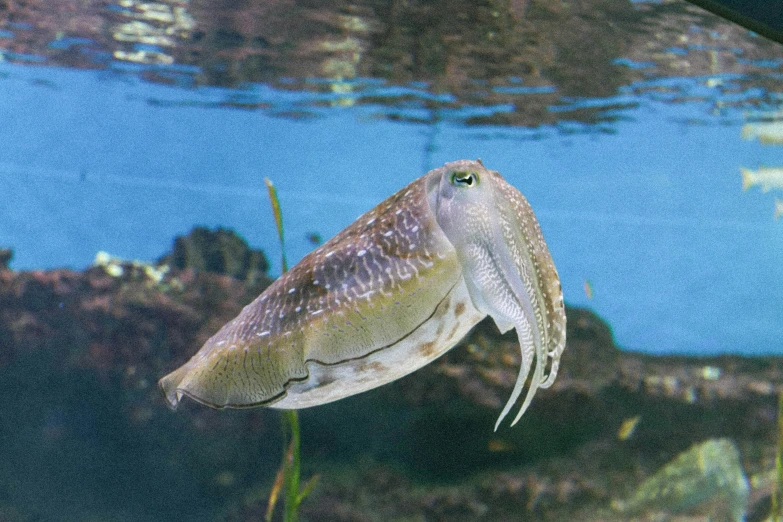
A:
[
  {"left": 263, "top": 177, "right": 318, "bottom": 522},
  {"left": 773, "top": 391, "right": 783, "bottom": 520}
]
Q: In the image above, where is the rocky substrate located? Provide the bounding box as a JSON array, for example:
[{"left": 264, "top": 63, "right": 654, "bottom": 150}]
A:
[{"left": 0, "top": 229, "right": 780, "bottom": 521}]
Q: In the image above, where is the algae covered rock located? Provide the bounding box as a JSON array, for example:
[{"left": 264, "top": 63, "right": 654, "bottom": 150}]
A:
[
  {"left": 614, "top": 438, "right": 749, "bottom": 521},
  {"left": 158, "top": 227, "right": 269, "bottom": 282},
  {"left": 0, "top": 249, "right": 12, "bottom": 270}
]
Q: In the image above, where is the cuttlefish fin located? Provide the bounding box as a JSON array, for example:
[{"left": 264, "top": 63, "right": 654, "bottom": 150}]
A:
[{"left": 159, "top": 364, "right": 189, "bottom": 410}]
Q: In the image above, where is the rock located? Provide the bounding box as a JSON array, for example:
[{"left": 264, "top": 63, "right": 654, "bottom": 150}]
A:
[
  {"left": 613, "top": 438, "right": 750, "bottom": 521},
  {"left": 157, "top": 226, "right": 270, "bottom": 283},
  {"left": 0, "top": 249, "right": 12, "bottom": 270}
]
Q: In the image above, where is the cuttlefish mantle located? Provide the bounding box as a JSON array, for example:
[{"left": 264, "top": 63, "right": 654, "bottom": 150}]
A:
[{"left": 159, "top": 160, "right": 566, "bottom": 430}]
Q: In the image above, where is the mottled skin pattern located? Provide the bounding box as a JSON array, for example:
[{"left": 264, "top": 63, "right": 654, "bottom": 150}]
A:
[{"left": 160, "top": 160, "right": 566, "bottom": 429}]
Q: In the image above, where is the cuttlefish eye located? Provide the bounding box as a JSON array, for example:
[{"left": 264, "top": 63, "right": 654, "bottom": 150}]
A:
[{"left": 451, "top": 171, "right": 479, "bottom": 187}]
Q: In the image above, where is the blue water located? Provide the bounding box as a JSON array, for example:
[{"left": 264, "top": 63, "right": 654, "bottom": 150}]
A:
[{"left": 0, "top": 62, "right": 781, "bottom": 356}]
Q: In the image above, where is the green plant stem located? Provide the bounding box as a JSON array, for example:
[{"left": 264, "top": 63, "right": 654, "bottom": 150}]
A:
[
  {"left": 264, "top": 176, "right": 316, "bottom": 522},
  {"left": 264, "top": 178, "right": 288, "bottom": 274},
  {"left": 774, "top": 390, "right": 783, "bottom": 521},
  {"left": 282, "top": 410, "right": 302, "bottom": 522}
]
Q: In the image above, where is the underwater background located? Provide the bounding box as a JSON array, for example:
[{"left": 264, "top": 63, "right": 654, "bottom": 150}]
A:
[{"left": 0, "top": 0, "right": 782, "bottom": 520}]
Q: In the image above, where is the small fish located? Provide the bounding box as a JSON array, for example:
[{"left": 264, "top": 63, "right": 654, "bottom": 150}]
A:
[
  {"left": 487, "top": 439, "right": 514, "bottom": 452},
  {"left": 617, "top": 415, "right": 641, "bottom": 441},
  {"left": 159, "top": 160, "right": 566, "bottom": 430},
  {"left": 583, "top": 279, "right": 593, "bottom": 300},
  {"left": 741, "top": 121, "right": 783, "bottom": 145},
  {"left": 741, "top": 167, "right": 783, "bottom": 192},
  {"left": 775, "top": 199, "right": 783, "bottom": 220},
  {"left": 305, "top": 232, "right": 322, "bottom": 246}
]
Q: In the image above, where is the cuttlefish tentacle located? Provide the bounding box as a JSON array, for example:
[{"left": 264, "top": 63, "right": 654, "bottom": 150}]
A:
[
  {"left": 159, "top": 160, "right": 565, "bottom": 430},
  {"left": 489, "top": 236, "right": 545, "bottom": 429},
  {"left": 509, "top": 185, "right": 567, "bottom": 393},
  {"left": 433, "top": 162, "right": 566, "bottom": 430}
]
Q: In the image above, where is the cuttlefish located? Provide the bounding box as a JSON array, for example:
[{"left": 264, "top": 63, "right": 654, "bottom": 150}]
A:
[{"left": 159, "top": 160, "right": 566, "bottom": 429}]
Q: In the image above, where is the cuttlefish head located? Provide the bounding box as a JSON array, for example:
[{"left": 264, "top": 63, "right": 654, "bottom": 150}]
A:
[{"left": 429, "top": 160, "right": 566, "bottom": 430}]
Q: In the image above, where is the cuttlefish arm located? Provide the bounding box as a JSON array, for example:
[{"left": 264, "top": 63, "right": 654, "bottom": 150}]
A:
[{"left": 433, "top": 160, "right": 566, "bottom": 430}]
